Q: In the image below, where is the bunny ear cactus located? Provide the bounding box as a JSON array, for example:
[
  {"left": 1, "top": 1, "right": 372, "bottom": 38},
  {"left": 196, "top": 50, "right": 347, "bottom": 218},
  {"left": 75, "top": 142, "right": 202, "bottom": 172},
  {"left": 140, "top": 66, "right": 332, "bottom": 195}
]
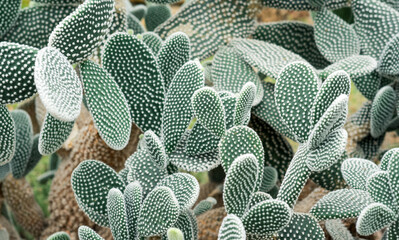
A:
[
  {"left": 193, "top": 197, "right": 217, "bottom": 216},
  {"left": 378, "top": 33, "right": 399, "bottom": 76},
  {"left": 107, "top": 188, "right": 129, "bottom": 240},
  {"left": 144, "top": 130, "right": 168, "bottom": 168},
  {"left": 142, "top": 32, "right": 163, "bottom": 55},
  {"left": 370, "top": 86, "right": 396, "bottom": 138},
  {"left": 0, "top": 105, "right": 15, "bottom": 166},
  {"left": 124, "top": 181, "right": 142, "bottom": 240},
  {"left": 0, "top": 0, "right": 20, "bottom": 37},
  {"left": 275, "top": 213, "right": 325, "bottom": 239},
  {"left": 167, "top": 228, "right": 184, "bottom": 240},
  {"left": 261, "top": 0, "right": 348, "bottom": 10},
  {"left": 47, "top": 232, "right": 70, "bottom": 240},
  {"left": 145, "top": 4, "right": 171, "bottom": 32},
  {"left": 218, "top": 214, "right": 246, "bottom": 240},
  {"left": 233, "top": 82, "right": 256, "bottom": 126},
  {"left": 78, "top": 226, "right": 104, "bottom": 240}
]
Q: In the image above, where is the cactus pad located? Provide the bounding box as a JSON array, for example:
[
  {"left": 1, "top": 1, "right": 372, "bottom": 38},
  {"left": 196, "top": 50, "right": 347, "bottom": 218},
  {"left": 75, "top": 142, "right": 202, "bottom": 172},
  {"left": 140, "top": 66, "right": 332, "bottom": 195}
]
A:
[
  {"left": 234, "top": 82, "right": 256, "bottom": 126},
  {"left": 145, "top": 4, "right": 171, "bottom": 32},
  {"left": 78, "top": 226, "right": 104, "bottom": 240},
  {"left": 46, "top": 232, "right": 70, "bottom": 240},
  {"left": 367, "top": 171, "right": 395, "bottom": 210},
  {"left": 261, "top": 0, "right": 347, "bottom": 10},
  {"left": 370, "top": 86, "right": 396, "bottom": 138},
  {"left": 0, "top": 106, "right": 15, "bottom": 165},
  {"left": 356, "top": 203, "right": 396, "bottom": 236},
  {"left": 276, "top": 213, "right": 324, "bottom": 239},
  {"left": 124, "top": 182, "right": 142, "bottom": 240},
  {"left": 378, "top": 33, "right": 399, "bottom": 76},
  {"left": 107, "top": 188, "right": 129, "bottom": 240},
  {"left": 341, "top": 158, "right": 379, "bottom": 190},
  {"left": 218, "top": 214, "right": 246, "bottom": 240},
  {"left": 142, "top": 32, "right": 163, "bottom": 55},
  {"left": 144, "top": 130, "right": 168, "bottom": 168}
]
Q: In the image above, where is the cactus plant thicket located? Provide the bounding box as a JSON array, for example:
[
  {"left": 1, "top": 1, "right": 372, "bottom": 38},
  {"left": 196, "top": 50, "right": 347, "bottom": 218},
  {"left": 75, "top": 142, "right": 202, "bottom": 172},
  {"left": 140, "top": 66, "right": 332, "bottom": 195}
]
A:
[{"left": 0, "top": 0, "right": 399, "bottom": 239}]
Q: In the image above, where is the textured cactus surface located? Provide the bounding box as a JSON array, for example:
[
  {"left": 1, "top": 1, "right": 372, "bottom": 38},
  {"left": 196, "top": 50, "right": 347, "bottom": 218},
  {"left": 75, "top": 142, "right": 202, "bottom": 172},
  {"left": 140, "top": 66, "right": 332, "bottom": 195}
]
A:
[{"left": 218, "top": 214, "right": 245, "bottom": 240}]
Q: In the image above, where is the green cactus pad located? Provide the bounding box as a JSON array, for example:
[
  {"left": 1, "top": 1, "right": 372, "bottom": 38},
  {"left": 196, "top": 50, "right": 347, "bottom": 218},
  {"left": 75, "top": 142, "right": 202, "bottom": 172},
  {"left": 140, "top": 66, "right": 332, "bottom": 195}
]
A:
[
  {"left": 277, "top": 144, "right": 310, "bottom": 208},
  {"left": 224, "top": 154, "right": 259, "bottom": 217},
  {"left": 71, "top": 160, "right": 125, "bottom": 226},
  {"left": 0, "top": 163, "right": 10, "bottom": 180},
  {"left": 147, "top": 0, "right": 180, "bottom": 3},
  {"left": 310, "top": 152, "right": 347, "bottom": 191},
  {"left": 325, "top": 219, "right": 354, "bottom": 240},
  {"left": 158, "top": 32, "right": 191, "bottom": 91},
  {"left": 144, "top": 130, "right": 168, "bottom": 169},
  {"left": 48, "top": 0, "right": 114, "bottom": 63},
  {"left": 10, "top": 110, "right": 33, "bottom": 179},
  {"left": 78, "top": 226, "right": 104, "bottom": 240},
  {"left": 127, "top": 13, "right": 145, "bottom": 34},
  {"left": 141, "top": 32, "right": 163, "bottom": 55},
  {"left": 378, "top": 33, "right": 399, "bottom": 76},
  {"left": 168, "top": 145, "right": 220, "bottom": 172},
  {"left": 353, "top": 0, "right": 399, "bottom": 59},
  {"left": 131, "top": 5, "right": 147, "bottom": 20},
  {"left": 380, "top": 148, "right": 399, "bottom": 171},
  {"left": 314, "top": 8, "right": 360, "bottom": 62},
  {"left": 248, "top": 192, "right": 272, "bottom": 209},
  {"left": 276, "top": 213, "right": 324, "bottom": 239},
  {"left": 191, "top": 87, "right": 226, "bottom": 138},
  {"left": 154, "top": 0, "right": 259, "bottom": 60},
  {"left": 107, "top": 188, "right": 129, "bottom": 240},
  {"left": 138, "top": 186, "right": 180, "bottom": 237},
  {"left": 0, "top": 5, "right": 77, "bottom": 49},
  {"left": 145, "top": 4, "right": 171, "bottom": 32},
  {"left": 234, "top": 82, "right": 256, "bottom": 126},
  {"left": 167, "top": 228, "right": 184, "bottom": 240},
  {"left": 357, "top": 203, "right": 396, "bottom": 236},
  {"left": 34, "top": 47, "right": 82, "bottom": 122},
  {"left": 218, "top": 214, "right": 246, "bottom": 240},
  {"left": 169, "top": 209, "right": 197, "bottom": 240},
  {"left": 231, "top": 39, "right": 306, "bottom": 80},
  {"left": 260, "top": 167, "right": 278, "bottom": 193},
  {"left": 193, "top": 197, "right": 216, "bottom": 216},
  {"left": 0, "top": 43, "right": 38, "bottom": 104},
  {"left": 242, "top": 199, "right": 291, "bottom": 235},
  {"left": 275, "top": 61, "right": 320, "bottom": 143},
  {"left": 0, "top": 106, "right": 15, "bottom": 165},
  {"left": 81, "top": 60, "right": 132, "bottom": 150},
  {"left": 23, "top": 134, "right": 42, "bottom": 176},
  {"left": 341, "top": 158, "right": 379, "bottom": 190},
  {"left": 310, "top": 189, "right": 373, "bottom": 221},
  {"left": 358, "top": 134, "right": 385, "bottom": 160},
  {"left": 0, "top": 0, "right": 20, "bottom": 37},
  {"left": 370, "top": 86, "right": 396, "bottom": 138},
  {"left": 46, "top": 232, "right": 70, "bottom": 240},
  {"left": 212, "top": 46, "right": 263, "bottom": 106},
  {"left": 126, "top": 149, "right": 168, "bottom": 197},
  {"left": 157, "top": 173, "right": 200, "bottom": 210},
  {"left": 103, "top": 32, "right": 164, "bottom": 135},
  {"left": 39, "top": 113, "right": 74, "bottom": 156},
  {"left": 252, "top": 22, "right": 330, "bottom": 69},
  {"left": 162, "top": 60, "right": 204, "bottom": 153},
  {"left": 384, "top": 218, "right": 399, "bottom": 240},
  {"left": 388, "top": 152, "right": 399, "bottom": 205},
  {"left": 367, "top": 171, "right": 395, "bottom": 210},
  {"left": 124, "top": 182, "right": 142, "bottom": 240},
  {"left": 261, "top": 0, "right": 348, "bottom": 10}
]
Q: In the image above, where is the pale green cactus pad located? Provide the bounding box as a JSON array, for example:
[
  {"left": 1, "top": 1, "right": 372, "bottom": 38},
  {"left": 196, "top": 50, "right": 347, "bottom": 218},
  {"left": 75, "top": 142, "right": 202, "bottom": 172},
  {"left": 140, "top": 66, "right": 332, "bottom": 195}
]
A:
[
  {"left": 34, "top": 47, "right": 82, "bottom": 122},
  {"left": 233, "top": 82, "right": 256, "bottom": 126},
  {"left": 144, "top": 130, "right": 168, "bottom": 169},
  {"left": 10, "top": 110, "right": 33, "bottom": 179},
  {"left": 314, "top": 8, "right": 360, "bottom": 62},
  {"left": 341, "top": 158, "right": 379, "bottom": 190},
  {"left": 242, "top": 199, "right": 291, "bottom": 235},
  {"left": 0, "top": 105, "right": 15, "bottom": 166},
  {"left": 367, "top": 171, "right": 395, "bottom": 210},
  {"left": 157, "top": 173, "right": 200, "bottom": 210},
  {"left": 137, "top": 186, "right": 180, "bottom": 237},
  {"left": 275, "top": 213, "right": 324, "bottom": 239},
  {"left": 193, "top": 197, "right": 216, "bottom": 216},
  {"left": 81, "top": 60, "right": 132, "bottom": 150},
  {"left": 325, "top": 219, "right": 354, "bottom": 240},
  {"left": 103, "top": 32, "right": 164, "bottom": 135},
  {"left": 71, "top": 160, "right": 125, "bottom": 227},
  {"left": 142, "top": 32, "right": 163, "bottom": 55},
  {"left": 310, "top": 189, "right": 373, "bottom": 220},
  {"left": 124, "top": 181, "right": 142, "bottom": 240},
  {"left": 224, "top": 154, "right": 259, "bottom": 217},
  {"left": 154, "top": 0, "right": 260, "bottom": 60},
  {"left": 107, "top": 188, "right": 129, "bottom": 240},
  {"left": 0, "top": 0, "right": 20, "bottom": 37},
  {"left": 275, "top": 61, "right": 320, "bottom": 143},
  {"left": 162, "top": 61, "right": 204, "bottom": 153},
  {"left": 46, "top": 232, "right": 70, "bottom": 240},
  {"left": 261, "top": 0, "right": 348, "bottom": 10},
  {"left": 39, "top": 113, "right": 74, "bottom": 156},
  {"left": 78, "top": 226, "right": 104, "bottom": 240},
  {"left": 145, "top": 4, "right": 171, "bottom": 32},
  {"left": 167, "top": 228, "right": 184, "bottom": 240},
  {"left": 356, "top": 203, "right": 396, "bottom": 236},
  {"left": 252, "top": 22, "right": 330, "bottom": 69},
  {"left": 0, "top": 42, "right": 38, "bottom": 104},
  {"left": 218, "top": 214, "right": 246, "bottom": 240},
  {"left": 48, "top": 0, "right": 114, "bottom": 63},
  {"left": 370, "top": 86, "right": 396, "bottom": 138},
  {"left": 378, "top": 33, "right": 399, "bottom": 76},
  {"left": 353, "top": 0, "right": 399, "bottom": 59}
]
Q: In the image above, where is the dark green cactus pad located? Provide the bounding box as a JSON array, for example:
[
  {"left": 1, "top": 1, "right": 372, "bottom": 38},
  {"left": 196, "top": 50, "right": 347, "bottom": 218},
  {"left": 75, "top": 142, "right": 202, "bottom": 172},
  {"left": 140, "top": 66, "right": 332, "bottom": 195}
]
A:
[
  {"left": 242, "top": 199, "right": 291, "bottom": 235},
  {"left": 219, "top": 126, "right": 264, "bottom": 187},
  {"left": 34, "top": 0, "right": 83, "bottom": 3},
  {"left": 357, "top": 71, "right": 383, "bottom": 100},
  {"left": 46, "top": 232, "right": 70, "bottom": 240},
  {"left": 193, "top": 197, "right": 216, "bottom": 216},
  {"left": 261, "top": 0, "right": 348, "bottom": 10},
  {"left": 145, "top": 4, "right": 171, "bottom": 32},
  {"left": 191, "top": 87, "right": 226, "bottom": 138},
  {"left": 167, "top": 209, "right": 198, "bottom": 240},
  {"left": 367, "top": 171, "right": 395, "bottom": 210},
  {"left": 314, "top": 8, "right": 360, "bottom": 62},
  {"left": 252, "top": 22, "right": 330, "bottom": 69},
  {"left": 138, "top": 186, "right": 180, "bottom": 237},
  {"left": 234, "top": 82, "right": 256, "bottom": 126},
  {"left": 78, "top": 226, "right": 104, "bottom": 240},
  {"left": 310, "top": 189, "right": 373, "bottom": 221},
  {"left": 310, "top": 152, "right": 347, "bottom": 191},
  {"left": 341, "top": 158, "right": 379, "bottom": 190},
  {"left": 275, "top": 61, "right": 320, "bottom": 143},
  {"left": 353, "top": 0, "right": 399, "bottom": 59},
  {"left": 142, "top": 32, "right": 163, "bottom": 55},
  {"left": 154, "top": 0, "right": 260, "bottom": 60},
  {"left": 10, "top": 110, "right": 33, "bottom": 179},
  {"left": 34, "top": 47, "right": 82, "bottom": 122},
  {"left": 124, "top": 181, "right": 142, "bottom": 240},
  {"left": 0, "top": 5, "right": 77, "bottom": 49},
  {"left": 144, "top": 130, "right": 168, "bottom": 169},
  {"left": 39, "top": 113, "right": 74, "bottom": 156},
  {"left": 380, "top": 148, "right": 399, "bottom": 171},
  {"left": 212, "top": 46, "right": 263, "bottom": 106},
  {"left": 388, "top": 152, "right": 399, "bottom": 205},
  {"left": 48, "top": 0, "right": 114, "bottom": 63},
  {"left": 218, "top": 214, "right": 246, "bottom": 240},
  {"left": 370, "top": 86, "right": 396, "bottom": 138},
  {"left": 162, "top": 60, "right": 204, "bottom": 153},
  {"left": 147, "top": 0, "right": 180, "bottom": 3},
  {"left": 71, "top": 160, "right": 125, "bottom": 227},
  {"left": 0, "top": 42, "right": 38, "bottom": 104},
  {"left": 81, "top": 60, "right": 132, "bottom": 150},
  {"left": 107, "top": 188, "right": 129, "bottom": 240},
  {"left": 378, "top": 33, "right": 399, "bottom": 76},
  {"left": 23, "top": 134, "right": 42, "bottom": 177},
  {"left": 0, "top": 0, "right": 20, "bottom": 37},
  {"left": 157, "top": 173, "right": 200, "bottom": 210},
  {"left": 127, "top": 13, "right": 145, "bottom": 34},
  {"left": 231, "top": 39, "right": 306, "bottom": 80},
  {"left": 126, "top": 149, "right": 168, "bottom": 197},
  {"left": 277, "top": 144, "right": 310, "bottom": 208},
  {"left": 383, "top": 218, "right": 399, "bottom": 240},
  {"left": 0, "top": 105, "right": 15, "bottom": 165},
  {"left": 248, "top": 192, "right": 272, "bottom": 210},
  {"left": 356, "top": 203, "right": 396, "bottom": 236},
  {"left": 131, "top": 5, "right": 147, "bottom": 20},
  {"left": 224, "top": 154, "right": 259, "bottom": 217},
  {"left": 260, "top": 167, "right": 278, "bottom": 193},
  {"left": 103, "top": 33, "right": 164, "bottom": 135},
  {"left": 275, "top": 213, "right": 324, "bottom": 239},
  {"left": 158, "top": 32, "right": 191, "bottom": 91}
]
